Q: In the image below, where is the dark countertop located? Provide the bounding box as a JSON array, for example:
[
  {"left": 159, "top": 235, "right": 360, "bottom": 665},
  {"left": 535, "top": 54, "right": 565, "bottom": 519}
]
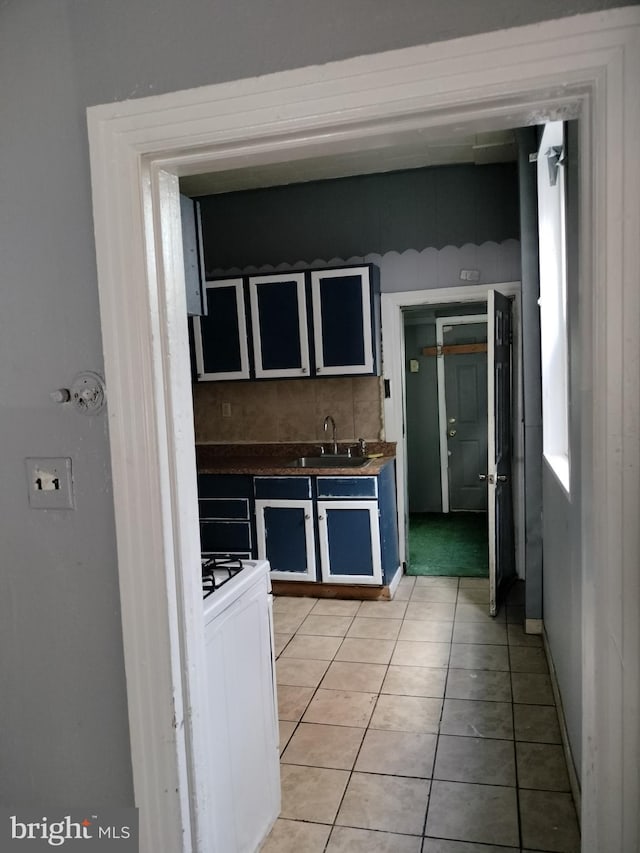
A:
[{"left": 196, "top": 442, "right": 396, "bottom": 477}]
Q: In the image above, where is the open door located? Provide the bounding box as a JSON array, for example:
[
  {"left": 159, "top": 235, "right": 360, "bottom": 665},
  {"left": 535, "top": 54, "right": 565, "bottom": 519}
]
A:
[{"left": 486, "top": 289, "right": 515, "bottom": 615}]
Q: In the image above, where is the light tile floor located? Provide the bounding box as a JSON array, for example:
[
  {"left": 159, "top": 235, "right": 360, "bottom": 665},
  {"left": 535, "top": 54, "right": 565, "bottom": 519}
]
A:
[{"left": 262, "top": 576, "right": 581, "bottom": 853}]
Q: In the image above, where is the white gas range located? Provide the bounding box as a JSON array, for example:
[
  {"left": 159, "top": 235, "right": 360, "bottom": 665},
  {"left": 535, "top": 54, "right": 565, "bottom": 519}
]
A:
[{"left": 200, "top": 555, "right": 280, "bottom": 852}]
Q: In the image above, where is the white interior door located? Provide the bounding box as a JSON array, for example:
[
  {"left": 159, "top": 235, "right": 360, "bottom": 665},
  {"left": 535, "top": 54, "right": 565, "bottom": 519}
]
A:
[{"left": 487, "top": 289, "right": 516, "bottom": 615}]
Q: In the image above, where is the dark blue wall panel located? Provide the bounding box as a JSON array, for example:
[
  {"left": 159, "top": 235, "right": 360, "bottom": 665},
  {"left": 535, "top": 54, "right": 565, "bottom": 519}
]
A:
[{"left": 197, "top": 163, "right": 519, "bottom": 272}]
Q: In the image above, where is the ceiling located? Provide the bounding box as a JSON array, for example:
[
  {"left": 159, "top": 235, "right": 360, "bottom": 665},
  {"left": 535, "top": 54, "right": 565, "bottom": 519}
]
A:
[{"left": 180, "top": 129, "right": 517, "bottom": 197}]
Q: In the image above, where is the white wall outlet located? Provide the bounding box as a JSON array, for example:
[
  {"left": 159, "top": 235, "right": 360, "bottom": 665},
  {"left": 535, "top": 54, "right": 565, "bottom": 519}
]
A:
[
  {"left": 221, "top": 402, "right": 231, "bottom": 418},
  {"left": 459, "top": 268, "right": 480, "bottom": 282},
  {"left": 26, "top": 457, "right": 74, "bottom": 509}
]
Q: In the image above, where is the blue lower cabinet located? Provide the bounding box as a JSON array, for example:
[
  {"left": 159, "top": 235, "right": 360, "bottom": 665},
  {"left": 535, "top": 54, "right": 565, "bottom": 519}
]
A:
[
  {"left": 255, "top": 499, "right": 316, "bottom": 582},
  {"left": 317, "top": 500, "right": 382, "bottom": 585},
  {"left": 200, "top": 520, "right": 252, "bottom": 555},
  {"left": 198, "top": 474, "right": 254, "bottom": 557}
]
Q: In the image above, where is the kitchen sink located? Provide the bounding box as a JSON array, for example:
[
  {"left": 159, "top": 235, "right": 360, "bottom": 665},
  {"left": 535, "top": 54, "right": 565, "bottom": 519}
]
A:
[{"left": 286, "top": 455, "right": 371, "bottom": 468}]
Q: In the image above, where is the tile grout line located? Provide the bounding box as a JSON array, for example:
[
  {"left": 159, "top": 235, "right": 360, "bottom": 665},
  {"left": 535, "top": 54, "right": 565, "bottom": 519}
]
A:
[
  {"left": 422, "top": 576, "right": 459, "bottom": 842},
  {"left": 508, "top": 633, "right": 524, "bottom": 851}
]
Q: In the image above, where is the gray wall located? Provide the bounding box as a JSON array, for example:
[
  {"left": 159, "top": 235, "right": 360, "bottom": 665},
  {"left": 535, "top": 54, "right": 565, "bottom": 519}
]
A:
[
  {"left": 0, "top": 0, "right": 622, "bottom": 808},
  {"left": 541, "top": 122, "right": 583, "bottom": 774},
  {"left": 197, "top": 165, "right": 520, "bottom": 271},
  {"left": 518, "top": 121, "right": 582, "bottom": 775},
  {"left": 517, "top": 129, "right": 544, "bottom": 622}
]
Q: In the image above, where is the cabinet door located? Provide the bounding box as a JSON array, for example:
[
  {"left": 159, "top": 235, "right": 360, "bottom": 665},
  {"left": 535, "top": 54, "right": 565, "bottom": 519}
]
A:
[
  {"left": 249, "top": 273, "right": 310, "bottom": 378},
  {"left": 311, "top": 266, "right": 375, "bottom": 375},
  {"left": 255, "top": 499, "right": 316, "bottom": 581},
  {"left": 193, "top": 279, "right": 250, "bottom": 380},
  {"left": 317, "top": 500, "right": 382, "bottom": 585},
  {"left": 180, "top": 194, "right": 206, "bottom": 316}
]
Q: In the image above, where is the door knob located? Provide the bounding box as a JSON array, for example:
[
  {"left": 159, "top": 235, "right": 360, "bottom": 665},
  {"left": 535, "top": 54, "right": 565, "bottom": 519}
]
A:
[
  {"left": 496, "top": 475, "right": 508, "bottom": 483},
  {"left": 478, "top": 474, "right": 487, "bottom": 481},
  {"left": 448, "top": 429, "right": 457, "bottom": 437}
]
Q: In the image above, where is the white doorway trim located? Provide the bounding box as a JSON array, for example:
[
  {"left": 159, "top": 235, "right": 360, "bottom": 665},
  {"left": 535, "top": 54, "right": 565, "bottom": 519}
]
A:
[
  {"left": 382, "top": 283, "right": 523, "bottom": 576},
  {"left": 86, "top": 9, "right": 640, "bottom": 853},
  {"left": 435, "top": 313, "right": 488, "bottom": 514}
]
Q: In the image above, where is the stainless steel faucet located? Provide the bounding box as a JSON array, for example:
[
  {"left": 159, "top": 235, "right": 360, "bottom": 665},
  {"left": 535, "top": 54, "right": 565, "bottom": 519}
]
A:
[{"left": 323, "top": 415, "right": 338, "bottom": 454}]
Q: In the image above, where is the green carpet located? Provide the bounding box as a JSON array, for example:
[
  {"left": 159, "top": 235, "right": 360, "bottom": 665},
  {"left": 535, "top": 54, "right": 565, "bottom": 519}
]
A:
[{"left": 408, "top": 512, "right": 489, "bottom": 577}]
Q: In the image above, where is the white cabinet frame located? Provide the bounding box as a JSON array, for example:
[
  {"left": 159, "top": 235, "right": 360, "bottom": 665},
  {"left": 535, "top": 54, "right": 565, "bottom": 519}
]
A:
[
  {"left": 193, "top": 279, "right": 250, "bottom": 380},
  {"left": 317, "top": 499, "right": 382, "bottom": 585},
  {"left": 310, "top": 266, "right": 374, "bottom": 376},
  {"left": 249, "top": 273, "right": 310, "bottom": 378},
  {"left": 255, "top": 498, "right": 316, "bottom": 581}
]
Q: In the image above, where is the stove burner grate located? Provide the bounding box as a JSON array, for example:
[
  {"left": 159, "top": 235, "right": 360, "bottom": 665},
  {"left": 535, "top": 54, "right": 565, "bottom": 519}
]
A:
[{"left": 201, "top": 555, "right": 244, "bottom": 599}]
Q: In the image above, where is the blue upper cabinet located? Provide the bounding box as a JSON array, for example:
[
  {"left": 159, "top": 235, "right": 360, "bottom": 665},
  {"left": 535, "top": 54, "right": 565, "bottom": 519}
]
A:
[
  {"left": 193, "top": 264, "right": 380, "bottom": 381},
  {"left": 193, "top": 279, "right": 250, "bottom": 380},
  {"left": 249, "top": 273, "right": 311, "bottom": 379},
  {"left": 311, "top": 265, "right": 378, "bottom": 376}
]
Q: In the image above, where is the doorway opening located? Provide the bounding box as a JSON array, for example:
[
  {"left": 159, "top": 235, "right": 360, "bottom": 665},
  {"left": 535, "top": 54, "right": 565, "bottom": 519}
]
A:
[
  {"left": 382, "top": 282, "right": 524, "bottom": 611},
  {"left": 404, "top": 301, "right": 490, "bottom": 578}
]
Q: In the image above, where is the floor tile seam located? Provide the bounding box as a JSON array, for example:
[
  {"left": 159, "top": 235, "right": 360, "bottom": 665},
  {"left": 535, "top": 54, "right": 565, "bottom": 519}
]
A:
[
  {"left": 437, "top": 731, "right": 515, "bottom": 742},
  {"left": 300, "top": 607, "right": 359, "bottom": 639},
  {"left": 315, "top": 679, "right": 446, "bottom": 698},
  {"left": 510, "top": 682, "right": 524, "bottom": 850},
  {"left": 285, "top": 637, "right": 357, "bottom": 728},
  {"left": 513, "top": 737, "right": 565, "bottom": 745},
  {"left": 421, "top": 831, "right": 520, "bottom": 848},
  {"left": 444, "top": 693, "right": 515, "bottom": 703},
  {"left": 283, "top": 760, "right": 434, "bottom": 782},
  {"left": 293, "top": 630, "right": 354, "bottom": 639},
  {"left": 430, "top": 776, "right": 519, "bottom": 791},
  {"left": 423, "top": 618, "right": 455, "bottom": 838},
  {"left": 330, "top": 818, "right": 425, "bottom": 838}
]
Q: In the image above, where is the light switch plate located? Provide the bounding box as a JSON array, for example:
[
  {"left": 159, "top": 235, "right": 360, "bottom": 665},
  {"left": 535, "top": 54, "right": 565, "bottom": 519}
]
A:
[{"left": 26, "top": 457, "right": 74, "bottom": 509}]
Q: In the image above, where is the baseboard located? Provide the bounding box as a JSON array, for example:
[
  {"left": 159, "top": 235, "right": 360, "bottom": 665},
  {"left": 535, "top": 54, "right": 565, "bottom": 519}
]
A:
[
  {"left": 387, "top": 564, "right": 403, "bottom": 599},
  {"left": 542, "top": 627, "right": 582, "bottom": 825},
  {"left": 525, "top": 617, "right": 543, "bottom": 634},
  {"left": 271, "top": 580, "right": 391, "bottom": 600}
]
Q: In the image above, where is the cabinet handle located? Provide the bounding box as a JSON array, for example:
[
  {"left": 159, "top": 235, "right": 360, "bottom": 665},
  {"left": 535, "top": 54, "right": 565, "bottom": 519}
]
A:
[
  {"left": 318, "top": 514, "right": 324, "bottom": 520},
  {"left": 304, "top": 514, "right": 310, "bottom": 520},
  {"left": 301, "top": 367, "right": 308, "bottom": 374}
]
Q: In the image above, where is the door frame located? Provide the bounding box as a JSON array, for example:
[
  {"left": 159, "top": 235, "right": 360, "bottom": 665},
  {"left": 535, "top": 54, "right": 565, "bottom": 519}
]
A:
[
  {"left": 382, "top": 283, "right": 523, "bottom": 574},
  {"left": 435, "top": 312, "right": 489, "bottom": 514},
  {"left": 86, "top": 9, "right": 640, "bottom": 852}
]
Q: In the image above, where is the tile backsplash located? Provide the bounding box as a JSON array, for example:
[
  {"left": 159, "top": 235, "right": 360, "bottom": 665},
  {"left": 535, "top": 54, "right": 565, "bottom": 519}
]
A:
[{"left": 193, "top": 376, "right": 383, "bottom": 444}]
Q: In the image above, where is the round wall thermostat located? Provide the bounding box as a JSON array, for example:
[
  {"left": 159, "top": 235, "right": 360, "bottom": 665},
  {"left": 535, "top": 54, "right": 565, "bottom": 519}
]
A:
[{"left": 70, "top": 371, "right": 106, "bottom": 415}]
